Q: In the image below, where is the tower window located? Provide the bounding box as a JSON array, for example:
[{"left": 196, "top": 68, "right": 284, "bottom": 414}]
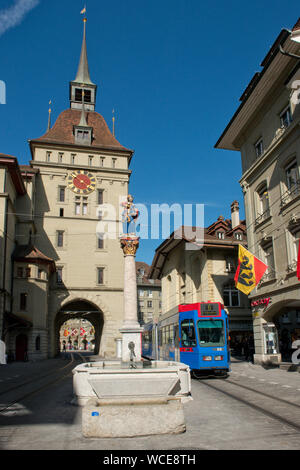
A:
[
  {"left": 57, "top": 231, "right": 64, "bottom": 247},
  {"left": 75, "top": 88, "right": 92, "bottom": 103},
  {"left": 59, "top": 187, "right": 65, "bottom": 202},
  {"left": 59, "top": 208, "right": 64, "bottom": 217},
  {"left": 97, "top": 267, "right": 104, "bottom": 285},
  {"left": 98, "top": 189, "right": 104, "bottom": 205}
]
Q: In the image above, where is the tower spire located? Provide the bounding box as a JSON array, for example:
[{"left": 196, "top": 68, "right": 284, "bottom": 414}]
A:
[
  {"left": 74, "top": 17, "right": 94, "bottom": 86},
  {"left": 69, "top": 15, "right": 97, "bottom": 112}
]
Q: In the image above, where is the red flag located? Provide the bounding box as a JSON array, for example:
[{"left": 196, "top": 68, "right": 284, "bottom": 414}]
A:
[{"left": 297, "top": 240, "right": 300, "bottom": 281}]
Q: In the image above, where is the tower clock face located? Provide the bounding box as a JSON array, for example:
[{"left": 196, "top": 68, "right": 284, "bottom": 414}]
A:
[{"left": 67, "top": 170, "right": 96, "bottom": 194}]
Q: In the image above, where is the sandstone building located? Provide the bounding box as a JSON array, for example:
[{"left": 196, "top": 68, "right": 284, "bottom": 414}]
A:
[{"left": 216, "top": 20, "right": 300, "bottom": 363}]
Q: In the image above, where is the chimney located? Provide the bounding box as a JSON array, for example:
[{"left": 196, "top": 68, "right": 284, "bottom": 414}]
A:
[{"left": 231, "top": 201, "right": 240, "bottom": 229}]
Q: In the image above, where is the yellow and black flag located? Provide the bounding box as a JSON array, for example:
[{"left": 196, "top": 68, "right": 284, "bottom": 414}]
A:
[{"left": 234, "top": 245, "right": 268, "bottom": 295}]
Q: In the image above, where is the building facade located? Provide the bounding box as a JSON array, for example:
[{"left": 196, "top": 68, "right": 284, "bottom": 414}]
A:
[
  {"left": 1, "top": 20, "right": 133, "bottom": 361},
  {"left": 149, "top": 202, "right": 252, "bottom": 343},
  {"left": 216, "top": 20, "right": 300, "bottom": 364},
  {"left": 136, "top": 262, "right": 162, "bottom": 324}
]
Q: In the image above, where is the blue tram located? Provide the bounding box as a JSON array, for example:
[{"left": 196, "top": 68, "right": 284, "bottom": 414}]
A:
[{"left": 142, "top": 302, "right": 230, "bottom": 377}]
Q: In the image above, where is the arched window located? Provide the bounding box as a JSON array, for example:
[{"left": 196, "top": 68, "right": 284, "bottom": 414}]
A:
[{"left": 223, "top": 282, "right": 240, "bottom": 307}]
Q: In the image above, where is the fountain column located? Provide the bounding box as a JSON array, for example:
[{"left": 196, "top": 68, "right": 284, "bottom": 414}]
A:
[{"left": 119, "top": 235, "right": 143, "bottom": 363}]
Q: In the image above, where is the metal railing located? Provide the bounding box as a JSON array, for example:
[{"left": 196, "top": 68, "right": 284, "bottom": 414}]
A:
[
  {"left": 255, "top": 208, "right": 271, "bottom": 227},
  {"left": 281, "top": 180, "right": 300, "bottom": 207}
]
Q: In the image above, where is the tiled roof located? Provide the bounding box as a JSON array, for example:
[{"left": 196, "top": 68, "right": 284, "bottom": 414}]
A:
[
  {"left": 13, "top": 244, "right": 56, "bottom": 271},
  {"left": 136, "top": 261, "right": 161, "bottom": 286},
  {"left": 31, "top": 109, "right": 132, "bottom": 152}
]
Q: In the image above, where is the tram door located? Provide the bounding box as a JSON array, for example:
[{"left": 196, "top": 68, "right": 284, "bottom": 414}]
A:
[{"left": 16, "top": 334, "right": 28, "bottom": 361}]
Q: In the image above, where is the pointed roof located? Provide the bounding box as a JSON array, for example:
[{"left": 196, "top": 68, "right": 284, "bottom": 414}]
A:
[
  {"left": 74, "top": 18, "right": 95, "bottom": 86},
  {"left": 13, "top": 244, "right": 56, "bottom": 272}
]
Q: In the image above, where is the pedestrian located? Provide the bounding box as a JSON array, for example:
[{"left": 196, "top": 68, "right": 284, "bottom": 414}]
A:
[{"left": 243, "top": 337, "right": 249, "bottom": 361}]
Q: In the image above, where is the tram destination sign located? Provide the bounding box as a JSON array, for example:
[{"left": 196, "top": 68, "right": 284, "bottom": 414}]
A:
[{"left": 200, "top": 303, "right": 220, "bottom": 316}]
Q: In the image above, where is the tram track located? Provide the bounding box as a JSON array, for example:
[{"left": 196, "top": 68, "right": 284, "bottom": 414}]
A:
[
  {"left": 196, "top": 376, "right": 300, "bottom": 433},
  {"left": 0, "top": 352, "right": 84, "bottom": 415}
]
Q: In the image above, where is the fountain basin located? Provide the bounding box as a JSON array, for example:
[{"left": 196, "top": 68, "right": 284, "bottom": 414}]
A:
[{"left": 72, "top": 360, "right": 192, "bottom": 406}]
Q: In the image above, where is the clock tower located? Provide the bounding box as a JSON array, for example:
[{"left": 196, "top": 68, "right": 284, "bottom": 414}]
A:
[{"left": 27, "top": 18, "right": 134, "bottom": 358}]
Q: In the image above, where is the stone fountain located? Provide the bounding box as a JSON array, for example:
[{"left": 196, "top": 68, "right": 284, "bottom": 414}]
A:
[{"left": 72, "top": 195, "right": 192, "bottom": 437}]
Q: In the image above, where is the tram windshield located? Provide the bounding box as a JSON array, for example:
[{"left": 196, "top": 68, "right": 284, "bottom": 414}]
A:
[{"left": 197, "top": 320, "right": 225, "bottom": 347}]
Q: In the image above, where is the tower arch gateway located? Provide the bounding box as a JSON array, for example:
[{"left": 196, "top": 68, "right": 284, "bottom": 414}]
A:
[{"left": 52, "top": 295, "right": 116, "bottom": 357}]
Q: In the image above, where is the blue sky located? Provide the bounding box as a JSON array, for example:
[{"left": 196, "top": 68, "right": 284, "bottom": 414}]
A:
[{"left": 1, "top": 0, "right": 299, "bottom": 265}]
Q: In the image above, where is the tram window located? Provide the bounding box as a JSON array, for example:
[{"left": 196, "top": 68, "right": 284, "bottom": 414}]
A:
[
  {"left": 165, "top": 325, "right": 170, "bottom": 344},
  {"left": 174, "top": 325, "right": 180, "bottom": 348},
  {"left": 181, "top": 319, "right": 197, "bottom": 347},
  {"left": 197, "top": 320, "right": 225, "bottom": 347}
]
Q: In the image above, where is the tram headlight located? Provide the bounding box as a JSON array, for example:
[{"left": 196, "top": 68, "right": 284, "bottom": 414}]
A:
[
  {"left": 203, "top": 356, "right": 212, "bottom": 361},
  {"left": 214, "top": 356, "right": 224, "bottom": 361}
]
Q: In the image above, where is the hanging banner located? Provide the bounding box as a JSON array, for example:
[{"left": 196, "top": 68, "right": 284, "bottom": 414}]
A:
[{"left": 234, "top": 245, "right": 268, "bottom": 295}]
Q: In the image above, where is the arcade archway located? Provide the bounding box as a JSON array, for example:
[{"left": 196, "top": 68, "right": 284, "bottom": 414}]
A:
[{"left": 55, "top": 300, "right": 104, "bottom": 356}]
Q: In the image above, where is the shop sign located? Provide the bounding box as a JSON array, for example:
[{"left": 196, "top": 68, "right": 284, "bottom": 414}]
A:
[{"left": 251, "top": 297, "right": 271, "bottom": 308}]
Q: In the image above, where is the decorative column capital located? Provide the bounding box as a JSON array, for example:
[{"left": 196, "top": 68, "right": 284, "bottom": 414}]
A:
[{"left": 120, "top": 236, "right": 140, "bottom": 256}]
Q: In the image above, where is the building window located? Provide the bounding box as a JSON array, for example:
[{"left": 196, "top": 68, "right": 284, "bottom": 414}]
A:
[
  {"left": 225, "top": 259, "right": 235, "bottom": 272},
  {"left": 75, "top": 196, "right": 88, "bottom": 216},
  {"left": 112, "top": 158, "right": 117, "bottom": 168},
  {"left": 234, "top": 232, "right": 243, "bottom": 241},
  {"left": 100, "top": 157, "right": 105, "bottom": 167},
  {"left": 148, "top": 290, "right": 153, "bottom": 298},
  {"left": 89, "top": 156, "right": 93, "bottom": 166},
  {"left": 46, "top": 151, "right": 51, "bottom": 162},
  {"left": 97, "top": 267, "right": 104, "bottom": 285},
  {"left": 59, "top": 208, "right": 64, "bottom": 217},
  {"left": 25, "top": 268, "right": 31, "bottom": 278},
  {"left": 147, "top": 301, "right": 153, "bottom": 308},
  {"left": 59, "top": 187, "right": 65, "bottom": 202},
  {"left": 280, "top": 105, "right": 292, "bottom": 129},
  {"left": 58, "top": 152, "right": 63, "bottom": 163},
  {"left": 262, "top": 242, "right": 275, "bottom": 280},
  {"left": 255, "top": 183, "right": 270, "bottom": 224},
  {"left": 57, "top": 231, "right": 64, "bottom": 247},
  {"left": 97, "top": 236, "right": 104, "bottom": 249},
  {"left": 71, "top": 154, "right": 76, "bottom": 165},
  {"left": 291, "top": 229, "right": 300, "bottom": 264},
  {"left": 98, "top": 190, "right": 104, "bottom": 205},
  {"left": 255, "top": 138, "right": 264, "bottom": 158},
  {"left": 138, "top": 289, "right": 144, "bottom": 297},
  {"left": 20, "top": 293, "right": 27, "bottom": 311},
  {"left": 17, "top": 267, "right": 23, "bottom": 278},
  {"left": 56, "top": 267, "right": 63, "bottom": 284},
  {"left": 217, "top": 231, "right": 225, "bottom": 240},
  {"left": 285, "top": 159, "right": 299, "bottom": 192},
  {"left": 37, "top": 268, "right": 43, "bottom": 279},
  {"left": 223, "top": 282, "right": 240, "bottom": 307}
]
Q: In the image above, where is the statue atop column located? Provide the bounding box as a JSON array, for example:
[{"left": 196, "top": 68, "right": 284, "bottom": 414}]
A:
[
  {"left": 120, "top": 195, "right": 140, "bottom": 256},
  {"left": 121, "top": 195, "right": 139, "bottom": 236}
]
